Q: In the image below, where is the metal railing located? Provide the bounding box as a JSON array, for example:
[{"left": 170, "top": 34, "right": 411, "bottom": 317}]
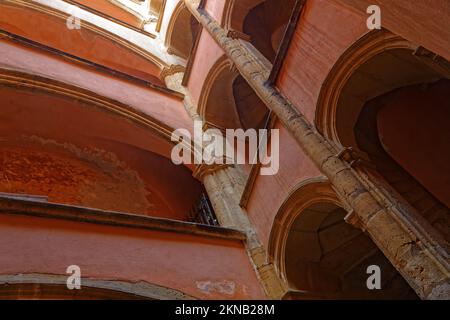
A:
[{"left": 187, "top": 193, "right": 219, "bottom": 226}]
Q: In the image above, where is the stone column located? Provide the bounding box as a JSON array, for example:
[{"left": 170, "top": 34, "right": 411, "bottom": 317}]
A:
[
  {"left": 162, "top": 67, "right": 287, "bottom": 299},
  {"left": 184, "top": 0, "right": 450, "bottom": 299},
  {"left": 194, "top": 164, "right": 287, "bottom": 299},
  {"left": 195, "top": 165, "right": 247, "bottom": 229}
]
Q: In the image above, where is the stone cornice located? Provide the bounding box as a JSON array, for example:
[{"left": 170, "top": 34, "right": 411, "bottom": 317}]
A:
[
  {"left": 160, "top": 64, "right": 186, "bottom": 79},
  {"left": 0, "top": 196, "right": 246, "bottom": 242}
]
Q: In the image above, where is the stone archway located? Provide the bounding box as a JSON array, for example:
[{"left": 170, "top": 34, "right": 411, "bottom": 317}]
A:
[
  {"left": 315, "top": 29, "right": 450, "bottom": 246},
  {"left": 0, "top": 274, "right": 196, "bottom": 300},
  {"left": 242, "top": 0, "right": 297, "bottom": 62},
  {"left": 198, "top": 55, "right": 268, "bottom": 131},
  {"left": 0, "top": 69, "right": 204, "bottom": 220},
  {"left": 269, "top": 179, "right": 418, "bottom": 299},
  {"left": 165, "top": 1, "right": 198, "bottom": 60},
  {"left": 198, "top": 56, "right": 242, "bottom": 130}
]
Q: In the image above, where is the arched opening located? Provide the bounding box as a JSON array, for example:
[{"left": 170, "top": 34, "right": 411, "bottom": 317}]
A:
[
  {"left": 201, "top": 57, "right": 268, "bottom": 131},
  {"left": 233, "top": 75, "right": 268, "bottom": 130},
  {"left": 269, "top": 180, "right": 418, "bottom": 300},
  {"left": 243, "top": 0, "right": 297, "bottom": 62},
  {"left": 316, "top": 31, "right": 450, "bottom": 244},
  {"left": 0, "top": 283, "right": 150, "bottom": 300},
  {"left": 284, "top": 202, "right": 417, "bottom": 299},
  {"left": 166, "top": 2, "right": 199, "bottom": 60},
  {"left": 201, "top": 59, "right": 242, "bottom": 130},
  {"left": 199, "top": 57, "right": 269, "bottom": 171},
  {"left": 355, "top": 79, "right": 450, "bottom": 242},
  {"left": 0, "top": 80, "right": 204, "bottom": 221},
  {"left": 0, "top": 274, "right": 195, "bottom": 300}
]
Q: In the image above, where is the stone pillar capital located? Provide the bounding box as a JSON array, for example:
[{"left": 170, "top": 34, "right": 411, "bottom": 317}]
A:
[
  {"left": 193, "top": 162, "right": 233, "bottom": 181},
  {"left": 160, "top": 64, "right": 186, "bottom": 80}
]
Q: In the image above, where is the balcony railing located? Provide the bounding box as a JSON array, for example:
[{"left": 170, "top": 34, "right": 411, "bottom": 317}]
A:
[{"left": 187, "top": 193, "right": 219, "bottom": 226}]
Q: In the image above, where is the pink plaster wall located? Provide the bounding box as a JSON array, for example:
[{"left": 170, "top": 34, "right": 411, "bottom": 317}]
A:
[
  {"left": 0, "top": 214, "right": 265, "bottom": 300},
  {"left": 0, "top": 87, "right": 202, "bottom": 219},
  {"left": 187, "top": 29, "right": 225, "bottom": 105},
  {"left": 0, "top": 39, "right": 193, "bottom": 139},
  {"left": 333, "top": 0, "right": 450, "bottom": 62},
  {"left": 204, "top": 0, "right": 226, "bottom": 24},
  {"left": 245, "top": 121, "right": 322, "bottom": 247},
  {"left": 377, "top": 80, "right": 450, "bottom": 208},
  {"left": 277, "top": 0, "right": 450, "bottom": 124},
  {"left": 277, "top": 0, "right": 367, "bottom": 123}
]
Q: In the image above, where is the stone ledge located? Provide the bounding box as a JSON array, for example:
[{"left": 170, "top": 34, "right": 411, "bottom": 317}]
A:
[{"left": 0, "top": 196, "right": 246, "bottom": 242}]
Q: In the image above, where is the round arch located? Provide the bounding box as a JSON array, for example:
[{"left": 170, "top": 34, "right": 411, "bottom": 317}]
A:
[
  {"left": 198, "top": 55, "right": 268, "bottom": 131},
  {"left": 222, "top": 0, "right": 296, "bottom": 63},
  {"left": 268, "top": 177, "right": 342, "bottom": 282},
  {"left": 0, "top": 274, "right": 196, "bottom": 300},
  {"left": 198, "top": 55, "right": 241, "bottom": 130},
  {"left": 268, "top": 178, "right": 418, "bottom": 299},
  {"left": 0, "top": 69, "right": 204, "bottom": 219},
  {"left": 165, "top": 1, "right": 197, "bottom": 60},
  {"left": 0, "top": 68, "right": 178, "bottom": 156},
  {"left": 315, "top": 29, "right": 444, "bottom": 148},
  {"left": 222, "top": 0, "right": 265, "bottom": 33},
  {"left": 314, "top": 28, "right": 450, "bottom": 244}
]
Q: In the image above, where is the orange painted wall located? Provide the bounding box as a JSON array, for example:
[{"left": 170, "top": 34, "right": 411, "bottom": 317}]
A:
[
  {"left": 266, "top": 0, "right": 450, "bottom": 249},
  {"left": 0, "top": 214, "right": 265, "bottom": 299},
  {"left": 377, "top": 80, "right": 450, "bottom": 208},
  {"left": 0, "top": 3, "right": 163, "bottom": 85},
  {"left": 246, "top": 121, "right": 322, "bottom": 247}
]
